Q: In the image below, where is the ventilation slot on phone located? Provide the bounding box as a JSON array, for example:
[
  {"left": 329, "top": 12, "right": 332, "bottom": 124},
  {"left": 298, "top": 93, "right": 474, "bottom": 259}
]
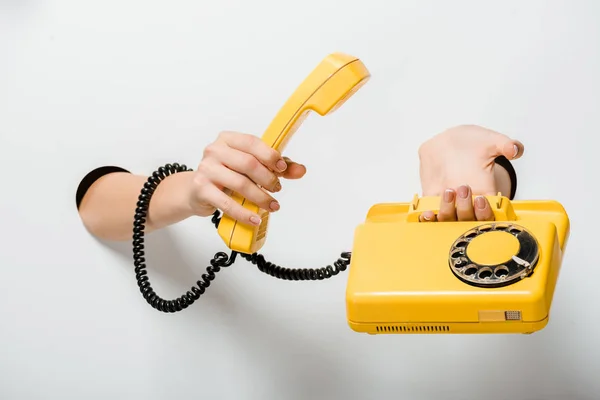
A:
[
  {"left": 505, "top": 311, "right": 522, "bottom": 321},
  {"left": 375, "top": 325, "right": 450, "bottom": 333}
]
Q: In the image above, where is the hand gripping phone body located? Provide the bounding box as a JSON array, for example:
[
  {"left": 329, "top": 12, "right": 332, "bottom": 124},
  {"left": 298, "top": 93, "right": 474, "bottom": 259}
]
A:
[
  {"left": 346, "top": 194, "right": 570, "bottom": 334},
  {"left": 217, "top": 53, "right": 371, "bottom": 254}
]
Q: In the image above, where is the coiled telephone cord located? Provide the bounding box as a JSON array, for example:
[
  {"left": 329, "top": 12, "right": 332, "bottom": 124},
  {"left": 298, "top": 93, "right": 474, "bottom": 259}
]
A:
[{"left": 132, "top": 163, "right": 351, "bottom": 313}]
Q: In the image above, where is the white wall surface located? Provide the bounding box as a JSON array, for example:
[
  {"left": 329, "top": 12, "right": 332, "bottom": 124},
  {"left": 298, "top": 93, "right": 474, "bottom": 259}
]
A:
[{"left": 1, "top": 0, "right": 599, "bottom": 399}]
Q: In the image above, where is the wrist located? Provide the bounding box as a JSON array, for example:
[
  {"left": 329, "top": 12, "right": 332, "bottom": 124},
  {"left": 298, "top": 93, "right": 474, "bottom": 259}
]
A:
[{"left": 146, "top": 170, "right": 196, "bottom": 230}]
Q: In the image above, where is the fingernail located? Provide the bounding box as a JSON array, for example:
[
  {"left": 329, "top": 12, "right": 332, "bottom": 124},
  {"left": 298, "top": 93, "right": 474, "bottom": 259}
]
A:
[
  {"left": 458, "top": 185, "right": 469, "bottom": 199},
  {"left": 513, "top": 144, "right": 519, "bottom": 159},
  {"left": 422, "top": 211, "right": 433, "bottom": 221},
  {"left": 250, "top": 215, "right": 261, "bottom": 225},
  {"left": 269, "top": 201, "right": 280, "bottom": 211},
  {"left": 274, "top": 181, "right": 281, "bottom": 192},
  {"left": 475, "top": 196, "right": 486, "bottom": 209},
  {"left": 444, "top": 189, "right": 455, "bottom": 202},
  {"left": 276, "top": 159, "right": 287, "bottom": 171}
]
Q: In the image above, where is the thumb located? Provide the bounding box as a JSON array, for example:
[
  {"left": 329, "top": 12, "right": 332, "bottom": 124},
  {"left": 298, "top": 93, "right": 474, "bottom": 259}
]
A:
[{"left": 488, "top": 132, "right": 525, "bottom": 161}]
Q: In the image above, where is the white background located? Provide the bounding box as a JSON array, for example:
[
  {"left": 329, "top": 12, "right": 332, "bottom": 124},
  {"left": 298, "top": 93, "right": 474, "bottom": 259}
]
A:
[{"left": 1, "top": 0, "right": 599, "bottom": 399}]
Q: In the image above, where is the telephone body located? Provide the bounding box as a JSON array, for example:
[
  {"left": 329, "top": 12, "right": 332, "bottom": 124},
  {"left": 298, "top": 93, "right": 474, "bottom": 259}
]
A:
[
  {"left": 346, "top": 194, "right": 570, "bottom": 334},
  {"left": 217, "top": 53, "right": 370, "bottom": 254}
]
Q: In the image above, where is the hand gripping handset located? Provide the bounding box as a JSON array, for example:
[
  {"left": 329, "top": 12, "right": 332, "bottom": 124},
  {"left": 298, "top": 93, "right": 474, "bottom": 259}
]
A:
[
  {"left": 217, "top": 53, "right": 370, "bottom": 254},
  {"left": 346, "top": 194, "right": 570, "bottom": 334}
]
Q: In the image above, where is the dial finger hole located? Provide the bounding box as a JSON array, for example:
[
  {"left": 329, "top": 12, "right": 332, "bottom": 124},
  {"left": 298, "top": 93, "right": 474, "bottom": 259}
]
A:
[
  {"left": 494, "top": 265, "right": 509, "bottom": 278},
  {"left": 451, "top": 250, "right": 463, "bottom": 258},
  {"left": 478, "top": 267, "right": 493, "bottom": 280},
  {"left": 478, "top": 225, "right": 493, "bottom": 232},
  {"left": 464, "top": 266, "right": 478, "bottom": 276}
]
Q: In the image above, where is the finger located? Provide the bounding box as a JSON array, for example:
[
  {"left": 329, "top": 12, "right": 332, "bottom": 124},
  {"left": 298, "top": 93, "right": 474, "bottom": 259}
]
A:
[
  {"left": 201, "top": 184, "right": 263, "bottom": 226},
  {"left": 456, "top": 185, "right": 475, "bottom": 221},
  {"left": 218, "top": 131, "right": 288, "bottom": 173},
  {"left": 210, "top": 145, "right": 281, "bottom": 192},
  {"left": 437, "top": 189, "right": 457, "bottom": 222},
  {"left": 279, "top": 157, "right": 306, "bottom": 180},
  {"left": 474, "top": 196, "right": 495, "bottom": 221},
  {"left": 205, "top": 163, "right": 280, "bottom": 213},
  {"left": 419, "top": 210, "right": 437, "bottom": 222}
]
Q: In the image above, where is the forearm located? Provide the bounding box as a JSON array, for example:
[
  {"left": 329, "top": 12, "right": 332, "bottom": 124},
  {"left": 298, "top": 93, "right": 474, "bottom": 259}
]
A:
[{"left": 78, "top": 171, "right": 196, "bottom": 241}]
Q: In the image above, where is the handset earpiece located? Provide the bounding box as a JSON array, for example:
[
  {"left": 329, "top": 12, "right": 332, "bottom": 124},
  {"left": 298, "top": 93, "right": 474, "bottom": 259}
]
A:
[{"left": 217, "top": 52, "right": 370, "bottom": 254}]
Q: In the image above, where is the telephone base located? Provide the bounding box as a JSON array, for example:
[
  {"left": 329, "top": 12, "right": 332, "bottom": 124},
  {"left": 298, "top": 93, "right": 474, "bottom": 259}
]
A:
[
  {"left": 345, "top": 194, "right": 570, "bottom": 335},
  {"left": 348, "top": 317, "right": 548, "bottom": 335}
]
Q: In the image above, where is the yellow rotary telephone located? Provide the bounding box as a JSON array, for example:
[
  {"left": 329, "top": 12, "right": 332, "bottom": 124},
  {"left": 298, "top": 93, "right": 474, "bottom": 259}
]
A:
[
  {"left": 214, "top": 53, "right": 571, "bottom": 334},
  {"left": 346, "top": 194, "right": 570, "bottom": 334}
]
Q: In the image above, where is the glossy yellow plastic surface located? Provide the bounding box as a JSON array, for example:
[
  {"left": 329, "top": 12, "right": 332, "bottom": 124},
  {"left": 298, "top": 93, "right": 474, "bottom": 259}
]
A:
[
  {"left": 218, "top": 53, "right": 370, "bottom": 253},
  {"left": 346, "top": 194, "right": 570, "bottom": 334}
]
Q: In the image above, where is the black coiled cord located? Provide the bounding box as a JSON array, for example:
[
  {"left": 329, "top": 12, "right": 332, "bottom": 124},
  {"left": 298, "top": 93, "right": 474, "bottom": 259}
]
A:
[{"left": 133, "top": 163, "right": 351, "bottom": 313}]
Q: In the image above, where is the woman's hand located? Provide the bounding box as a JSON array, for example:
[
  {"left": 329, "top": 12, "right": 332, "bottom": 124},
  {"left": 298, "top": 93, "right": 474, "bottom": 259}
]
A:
[
  {"left": 417, "top": 125, "right": 524, "bottom": 222},
  {"left": 77, "top": 130, "right": 306, "bottom": 241},
  {"left": 188, "top": 131, "right": 306, "bottom": 225}
]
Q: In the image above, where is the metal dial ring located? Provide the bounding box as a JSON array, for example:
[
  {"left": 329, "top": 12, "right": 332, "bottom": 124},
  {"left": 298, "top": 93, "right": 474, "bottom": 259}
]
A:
[{"left": 448, "top": 223, "right": 540, "bottom": 288}]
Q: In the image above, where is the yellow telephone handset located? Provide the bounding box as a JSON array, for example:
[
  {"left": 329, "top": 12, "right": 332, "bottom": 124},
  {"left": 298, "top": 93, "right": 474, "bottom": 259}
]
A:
[{"left": 217, "top": 53, "right": 371, "bottom": 254}]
